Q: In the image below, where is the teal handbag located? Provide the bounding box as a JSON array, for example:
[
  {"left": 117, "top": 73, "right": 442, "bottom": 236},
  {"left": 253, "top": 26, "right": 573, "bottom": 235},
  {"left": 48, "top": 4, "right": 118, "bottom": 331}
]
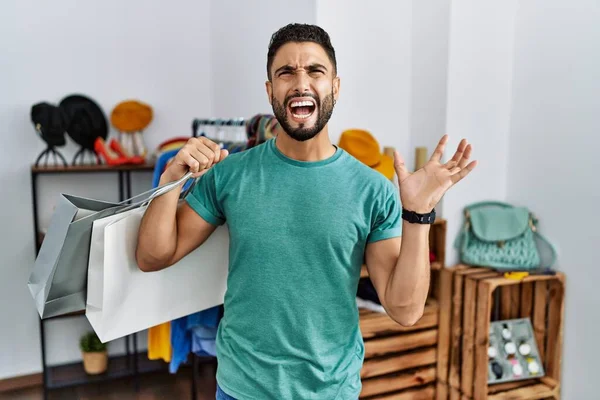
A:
[{"left": 454, "top": 201, "right": 557, "bottom": 271}]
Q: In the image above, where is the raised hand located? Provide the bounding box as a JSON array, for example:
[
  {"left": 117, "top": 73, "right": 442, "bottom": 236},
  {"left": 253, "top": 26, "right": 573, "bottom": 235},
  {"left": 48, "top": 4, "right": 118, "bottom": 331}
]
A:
[{"left": 393, "top": 135, "right": 477, "bottom": 213}]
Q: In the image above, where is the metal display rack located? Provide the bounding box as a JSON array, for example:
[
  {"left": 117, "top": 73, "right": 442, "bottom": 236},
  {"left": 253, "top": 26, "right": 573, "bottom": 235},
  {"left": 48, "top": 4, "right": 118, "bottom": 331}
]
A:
[{"left": 30, "top": 162, "right": 167, "bottom": 400}]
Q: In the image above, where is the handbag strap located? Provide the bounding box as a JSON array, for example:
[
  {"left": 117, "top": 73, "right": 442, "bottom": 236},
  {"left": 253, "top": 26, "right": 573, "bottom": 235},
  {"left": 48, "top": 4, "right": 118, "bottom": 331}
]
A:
[
  {"left": 533, "top": 229, "right": 557, "bottom": 268},
  {"left": 464, "top": 200, "right": 515, "bottom": 211}
]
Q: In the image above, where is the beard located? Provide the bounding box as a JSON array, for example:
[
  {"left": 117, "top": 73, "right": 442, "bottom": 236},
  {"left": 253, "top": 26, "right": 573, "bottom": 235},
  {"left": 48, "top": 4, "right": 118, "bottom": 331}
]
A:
[{"left": 271, "top": 90, "right": 335, "bottom": 142}]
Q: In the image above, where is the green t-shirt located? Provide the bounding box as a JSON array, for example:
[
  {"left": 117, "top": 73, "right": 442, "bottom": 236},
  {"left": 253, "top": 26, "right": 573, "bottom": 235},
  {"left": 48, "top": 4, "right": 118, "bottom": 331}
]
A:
[{"left": 185, "top": 137, "right": 402, "bottom": 399}]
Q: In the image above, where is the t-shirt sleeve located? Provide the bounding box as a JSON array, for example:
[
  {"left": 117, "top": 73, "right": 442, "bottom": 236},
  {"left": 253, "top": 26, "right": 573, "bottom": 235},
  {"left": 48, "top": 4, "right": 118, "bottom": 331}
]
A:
[
  {"left": 367, "top": 183, "right": 402, "bottom": 243},
  {"left": 184, "top": 167, "right": 226, "bottom": 226}
]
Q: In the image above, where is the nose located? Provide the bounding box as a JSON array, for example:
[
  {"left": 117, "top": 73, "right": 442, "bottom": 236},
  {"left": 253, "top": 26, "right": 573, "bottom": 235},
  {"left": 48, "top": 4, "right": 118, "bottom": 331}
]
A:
[{"left": 292, "top": 70, "right": 311, "bottom": 94}]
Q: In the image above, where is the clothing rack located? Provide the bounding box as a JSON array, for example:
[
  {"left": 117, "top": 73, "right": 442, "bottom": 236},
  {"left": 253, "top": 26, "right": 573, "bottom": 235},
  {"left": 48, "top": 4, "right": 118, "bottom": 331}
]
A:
[{"left": 192, "top": 118, "right": 246, "bottom": 141}]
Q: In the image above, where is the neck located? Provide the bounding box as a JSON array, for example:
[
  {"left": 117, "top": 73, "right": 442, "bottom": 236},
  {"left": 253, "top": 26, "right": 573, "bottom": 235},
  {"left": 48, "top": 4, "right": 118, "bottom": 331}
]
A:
[{"left": 275, "top": 127, "right": 337, "bottom": 162}]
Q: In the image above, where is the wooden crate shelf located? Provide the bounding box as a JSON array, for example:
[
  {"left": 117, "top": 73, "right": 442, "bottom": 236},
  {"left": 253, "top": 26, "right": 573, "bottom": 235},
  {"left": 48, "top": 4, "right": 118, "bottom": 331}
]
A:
[
  {"left": 364, "top": 329, "right": 438, "bottom": 358},
  {"left": 436, "top": 265, "right": 565, "bottom": 400},
  {"left": 359, "top": 300, "right": 440, "bottom": 399},
  {"left": 360, "top": 300, "right": 439, "bottom": 339},
  {"left": 438, "top": 377, "right": 559, "bottom": 400},
  {"left": 361, "top": 367, "right": 436, "bottom": 398},
  {"left": 367, "top": 384, "right": 436, "bottom": 400}
]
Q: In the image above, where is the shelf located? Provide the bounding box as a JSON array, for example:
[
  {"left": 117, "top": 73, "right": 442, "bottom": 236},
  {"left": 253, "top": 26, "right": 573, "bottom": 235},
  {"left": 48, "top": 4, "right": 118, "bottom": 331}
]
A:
[
  {"left": 359, "top": 299, "right": 439, "bottom": 339},
  {"left": 31, "top": 163, "right": 155, "bottom": 174},
  {"left": 46, "top": 352, "right": 166, "bottom": 390},
  {"left": 360, "top": 261, "right": 441, "bottom": 278}
]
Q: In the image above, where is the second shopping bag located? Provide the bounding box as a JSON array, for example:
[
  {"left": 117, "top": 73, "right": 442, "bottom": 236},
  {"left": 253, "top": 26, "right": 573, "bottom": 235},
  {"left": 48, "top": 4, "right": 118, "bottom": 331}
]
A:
[{"left": 86, "top": 204, "right": 229, "bottom": 343}]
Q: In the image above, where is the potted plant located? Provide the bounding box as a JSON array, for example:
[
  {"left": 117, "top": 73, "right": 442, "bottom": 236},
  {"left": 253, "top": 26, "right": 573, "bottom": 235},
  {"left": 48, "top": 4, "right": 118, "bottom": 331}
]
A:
[{"left": 79, "top": 331, "right": 108, "bottom": 375}]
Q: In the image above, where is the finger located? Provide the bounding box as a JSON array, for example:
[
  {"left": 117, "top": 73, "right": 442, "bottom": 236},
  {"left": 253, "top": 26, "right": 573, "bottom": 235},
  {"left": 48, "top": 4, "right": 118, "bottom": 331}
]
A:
[
  {"left": 449, "top": 165, "right": 461, "bottom": 175},
  {"left": 179, "top": 151, "right": 202, "bottom": 175},
  {"left": 450, "top": 160, "right": 478, "bottom": 184},
  {"left": 393, "top": 150, "right": 410, "bottom": 182},
  {"left": 430, "top": 134, "right": 449, "bottom": 163},
  {"left": 200, "top": 137, "right": 222, "bottom": 163},
  {"left": 458, "top": 144, "right": 472, "bottom": 169},
  {"left": 445, "top": 160, "right": 458, "bottom": 170},
  {"left": 194, "top": 141, "right": 218, "bottom": 167},
  {"left": 188, "top": 147, "right": 212, "bottom": 172},
  {"left": 448, "top": 138, "right": 467, "bottom": 165},
  {"left": 220, "top": 148, "right": 229, "bottom": 160}
]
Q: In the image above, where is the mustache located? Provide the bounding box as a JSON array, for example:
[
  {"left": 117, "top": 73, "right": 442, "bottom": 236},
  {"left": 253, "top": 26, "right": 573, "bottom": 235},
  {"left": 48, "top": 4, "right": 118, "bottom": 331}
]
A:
[{"left": 284, "top": 93, "right": 320, "bottom": 108}]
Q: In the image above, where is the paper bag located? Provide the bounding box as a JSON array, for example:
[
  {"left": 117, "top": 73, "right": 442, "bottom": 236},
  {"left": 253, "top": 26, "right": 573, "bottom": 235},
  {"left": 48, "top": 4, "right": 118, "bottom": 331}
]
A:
[
  {"left": 86, "top": 206, "right": 229, "bottom": 343},
  {"left": 28, "top": 194, "right": 125, "bottom": 318}
]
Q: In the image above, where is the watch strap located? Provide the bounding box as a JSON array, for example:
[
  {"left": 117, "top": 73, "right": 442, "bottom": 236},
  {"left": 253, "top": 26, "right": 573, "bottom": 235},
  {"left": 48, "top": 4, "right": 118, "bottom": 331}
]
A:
[{"left": 402, "top": 207, "right": 436, "bottom": 224}]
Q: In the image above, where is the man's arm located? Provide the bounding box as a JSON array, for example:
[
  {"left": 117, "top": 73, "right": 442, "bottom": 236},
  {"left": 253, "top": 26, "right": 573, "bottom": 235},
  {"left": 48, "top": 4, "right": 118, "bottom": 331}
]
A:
[
  {"left": 365, "top": 221, "right": 430, "bottom": 326},
  {"left": 365, "top": 134, "right": 477, "bottom": 326},
  {"left": 135, "top": 137, "right": 228, "bottom": 272},
  {"left": 136, "top": 192, "right": 218, "bottom": 272}
]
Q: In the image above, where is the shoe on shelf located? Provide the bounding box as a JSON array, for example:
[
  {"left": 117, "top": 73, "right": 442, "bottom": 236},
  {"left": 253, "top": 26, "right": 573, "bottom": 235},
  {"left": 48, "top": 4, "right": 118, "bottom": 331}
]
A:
[
  {"left": 94, "top": 137, "right": 128, "bottom": 166},
  {"left": 109, "top": 138, "right": 145, "bottom": 164}
]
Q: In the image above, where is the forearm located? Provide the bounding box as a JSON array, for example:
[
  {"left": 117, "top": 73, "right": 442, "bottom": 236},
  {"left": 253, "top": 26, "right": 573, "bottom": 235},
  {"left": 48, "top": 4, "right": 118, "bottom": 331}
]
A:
[
  {"left": 135, "top": 173, "right": 183, "bottom": 270},
  {"left": 385, "top": 221, "right": 431, "bottom": 322}
]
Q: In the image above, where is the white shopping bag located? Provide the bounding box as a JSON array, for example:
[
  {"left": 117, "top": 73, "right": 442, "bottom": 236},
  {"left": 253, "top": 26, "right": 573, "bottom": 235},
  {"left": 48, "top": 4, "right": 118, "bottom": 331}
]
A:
[{"left": 86, "top": 205, "right": 229, "bottom": 343}]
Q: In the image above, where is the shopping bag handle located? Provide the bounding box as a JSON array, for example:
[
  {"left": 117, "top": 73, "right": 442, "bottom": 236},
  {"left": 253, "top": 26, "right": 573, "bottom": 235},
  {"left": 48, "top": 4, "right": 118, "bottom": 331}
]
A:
[{"left": 119, "top": 171, "right": 195, "bottom": 212}]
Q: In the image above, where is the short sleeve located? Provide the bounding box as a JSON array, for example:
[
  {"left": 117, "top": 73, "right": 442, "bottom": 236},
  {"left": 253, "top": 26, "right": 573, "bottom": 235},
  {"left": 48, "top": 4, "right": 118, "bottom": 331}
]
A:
[
  {"left": 367, "top": 184, "right": 402, "bottom": 243},
  {"left": 184, "top": 167, "right": 226, "bottom": 226}
]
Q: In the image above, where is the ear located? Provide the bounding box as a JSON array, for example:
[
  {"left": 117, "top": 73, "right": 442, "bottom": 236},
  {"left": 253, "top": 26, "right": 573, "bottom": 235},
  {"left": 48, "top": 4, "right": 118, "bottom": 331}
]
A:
[
  {"left": 333, "top": 76, "right": 340, "bottom": 102},
  {"left": 265, "top": 80, "right": 273, "bottom": 105}
]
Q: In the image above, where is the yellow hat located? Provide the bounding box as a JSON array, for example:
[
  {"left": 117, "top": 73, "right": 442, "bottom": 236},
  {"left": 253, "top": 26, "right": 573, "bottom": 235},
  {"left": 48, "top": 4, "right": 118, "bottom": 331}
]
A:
[
  {"left": 338, "top": 129, "right": 394, "bottom": 179},
  {"left": 111, "top": 100, "right": 153, "bottom": 133}
]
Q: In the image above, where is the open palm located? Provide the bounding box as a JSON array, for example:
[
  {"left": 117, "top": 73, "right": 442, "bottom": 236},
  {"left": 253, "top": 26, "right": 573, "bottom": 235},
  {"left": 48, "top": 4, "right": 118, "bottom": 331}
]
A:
[{"left": 394, "top": 135, "right": 477, "bottom": 214}]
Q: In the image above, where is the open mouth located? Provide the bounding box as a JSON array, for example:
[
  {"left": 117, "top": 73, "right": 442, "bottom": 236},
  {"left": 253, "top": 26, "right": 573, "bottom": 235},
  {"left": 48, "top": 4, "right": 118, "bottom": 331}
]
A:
[{"left": 288, "top": 99, "right": 316, "bottom": 120}]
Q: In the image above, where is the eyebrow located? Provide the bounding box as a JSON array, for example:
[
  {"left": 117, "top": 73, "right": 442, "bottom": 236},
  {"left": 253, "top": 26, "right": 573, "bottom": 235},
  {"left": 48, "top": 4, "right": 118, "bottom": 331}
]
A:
[{"left": 274, "top": 63, "right": 329, "bottom": 76}]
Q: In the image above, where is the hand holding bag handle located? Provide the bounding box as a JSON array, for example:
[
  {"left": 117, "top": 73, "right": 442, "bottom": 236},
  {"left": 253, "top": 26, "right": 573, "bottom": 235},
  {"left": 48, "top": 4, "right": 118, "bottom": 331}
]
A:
[{"left": 119, "top": 171, "right": 195, "bottom": 212}]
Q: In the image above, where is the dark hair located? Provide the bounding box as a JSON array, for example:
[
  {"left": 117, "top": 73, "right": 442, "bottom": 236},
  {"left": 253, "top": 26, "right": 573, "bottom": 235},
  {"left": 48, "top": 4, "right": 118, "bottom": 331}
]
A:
[{"left": 267, "top": 23, "right": 337, "bottom": 80}]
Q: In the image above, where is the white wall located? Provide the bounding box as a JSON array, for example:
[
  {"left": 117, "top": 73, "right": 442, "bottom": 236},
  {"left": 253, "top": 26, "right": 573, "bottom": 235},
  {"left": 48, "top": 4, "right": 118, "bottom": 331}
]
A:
[
  {"left": 0, "top": 0, "right": 212, "bottom": 379},
  {"left": 316, "top": 0, "right": 412, "bottom": 156},
  {"left": 210, "top": 0, "right": 316, "bottom": 117},
  {"left": 410, "top": 0, "right": 451, "bottom": 213},
  {"left": 507, "top": 1, "right": 600, "bottom": 398},
  {"left": 443, "top": 1, "right": 519, "bottom": 264}
]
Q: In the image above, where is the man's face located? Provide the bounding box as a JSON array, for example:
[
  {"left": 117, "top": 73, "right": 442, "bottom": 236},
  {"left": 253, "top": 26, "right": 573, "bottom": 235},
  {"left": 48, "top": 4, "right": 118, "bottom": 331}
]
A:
[{"left": 266, "top": 42, "right": 340, "bottom": 142}]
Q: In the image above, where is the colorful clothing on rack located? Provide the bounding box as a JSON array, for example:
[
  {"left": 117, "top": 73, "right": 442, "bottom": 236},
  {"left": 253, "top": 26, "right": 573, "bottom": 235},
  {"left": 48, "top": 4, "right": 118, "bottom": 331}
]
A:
[
  {"left": 245, "top": 114, "right": 279, "bottom": 148},
  {"left": 147, "top": 322, "right": 172, "bottom": 362},
  {"left": 169, "top": 306, "right": 222, "bottom": 373},
  {"left": 191, "top": 325, "right": 218, "bottom": 357}
]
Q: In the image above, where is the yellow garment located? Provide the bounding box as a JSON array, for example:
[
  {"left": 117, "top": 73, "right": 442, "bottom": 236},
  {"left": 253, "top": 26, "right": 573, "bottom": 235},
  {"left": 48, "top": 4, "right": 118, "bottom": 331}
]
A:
[{"left": 147, "top": 322, "right": 172, "bottom": 362}]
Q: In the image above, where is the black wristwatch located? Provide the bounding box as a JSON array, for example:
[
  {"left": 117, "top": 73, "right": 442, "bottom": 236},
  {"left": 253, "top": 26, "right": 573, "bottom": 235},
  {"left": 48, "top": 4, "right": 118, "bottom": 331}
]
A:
[{"left": 402, "top": 207, "right": 436, "bottom": 224}]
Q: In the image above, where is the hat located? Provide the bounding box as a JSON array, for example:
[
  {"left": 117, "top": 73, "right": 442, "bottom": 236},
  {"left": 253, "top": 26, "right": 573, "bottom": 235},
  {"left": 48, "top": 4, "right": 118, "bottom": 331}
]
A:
[
  {"left": 30, "top": 102, "right": 68, "bottom": 147},
  {"left": 111, "top": 100, "right": 153, "bottom": 132},
  {"left": 338, "top": 129, "right": 394, "bottom": 179},
  {"left": 59, "top": 94, "right": 109, "bottom": 150}
]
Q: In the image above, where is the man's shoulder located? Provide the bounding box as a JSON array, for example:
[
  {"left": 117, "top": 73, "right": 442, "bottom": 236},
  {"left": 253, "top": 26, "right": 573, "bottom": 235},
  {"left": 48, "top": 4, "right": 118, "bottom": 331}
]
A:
[
  {"left": 341, "top": 150, "right": 396, "bottom": 192},
  {"left": 212, "top": 141, "right": 267, "bottom": 176}
]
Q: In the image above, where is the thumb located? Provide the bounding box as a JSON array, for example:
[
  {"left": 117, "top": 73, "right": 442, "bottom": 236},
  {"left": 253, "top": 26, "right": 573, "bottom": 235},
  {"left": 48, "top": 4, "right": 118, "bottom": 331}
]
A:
[
  {"left": 219, "top": 148, "right": 229, "bottom": 160},
  {"left": 393, "top": 150, "right": 410, "bottom": 182}
]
